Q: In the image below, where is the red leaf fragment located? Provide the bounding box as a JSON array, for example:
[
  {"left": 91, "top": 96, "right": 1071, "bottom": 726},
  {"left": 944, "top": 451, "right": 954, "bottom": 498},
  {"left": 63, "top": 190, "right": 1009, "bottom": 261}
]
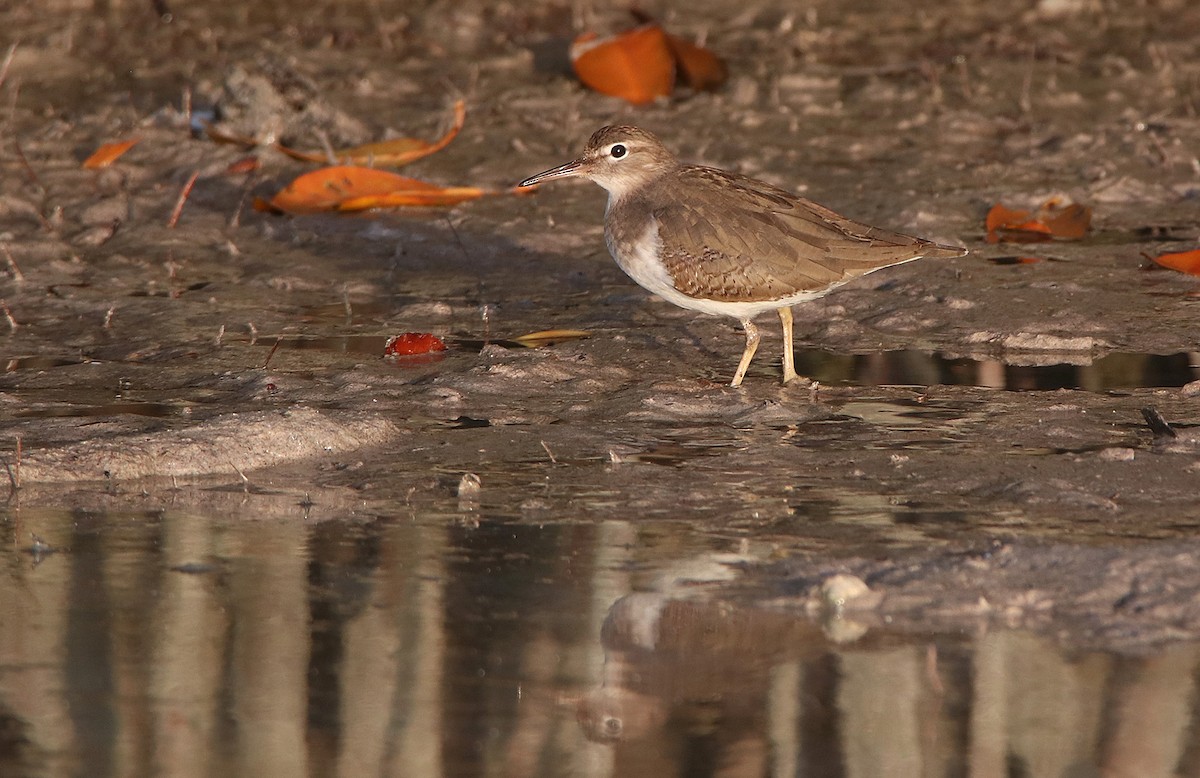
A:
[{"left": 384, "top": 333, "right": 447, "bottom": 356}]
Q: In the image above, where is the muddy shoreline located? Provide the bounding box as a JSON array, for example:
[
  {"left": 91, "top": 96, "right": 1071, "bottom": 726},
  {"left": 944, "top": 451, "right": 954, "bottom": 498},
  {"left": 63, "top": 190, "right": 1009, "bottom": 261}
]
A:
[{"left": 2, "top": 0, "right": 1200, "bottom": 653}]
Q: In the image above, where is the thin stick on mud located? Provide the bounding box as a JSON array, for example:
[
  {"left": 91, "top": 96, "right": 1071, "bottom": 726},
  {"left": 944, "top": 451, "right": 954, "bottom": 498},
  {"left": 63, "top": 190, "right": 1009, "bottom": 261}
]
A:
[
  {"left": 181, "top": 84, "right": 191, "bottom": 125},
  {"left": 3, "top": 77, "right": 17, "bottom": 133},
  {"left": 6, "top": 434, "right": 22, "bottom": 493},
  {"left": 263, "top": 336, "right": 283, "bottom": 369},
  {"left": 13, "top": 138, "right": 41, "bottom": 190},
  {"left": 316, "top": 130, "right": 336, "bottom": 165},
  {"left": 167, "top": 170, "right": 199, "bottom": 228},
  {"left": 2, "top": 244, "right": 24, "bottom": 282},
  {"left": 1018, "top": 47, "right": 1035, "bottom": 116},
  {"left": 229, "top": 461, "right": 250, "bottom": 493},
  {"left": 228, "top": 184, "right": 251, "bottom": 229},
  {"left": 0, "top": 300, "right": 18, "bottom": 331},
  {"left": 0, "top": 43, "right": 17, "bottom": 93},
  {"left": 443, "top": 215, "right": 470, "bottom": 260}
]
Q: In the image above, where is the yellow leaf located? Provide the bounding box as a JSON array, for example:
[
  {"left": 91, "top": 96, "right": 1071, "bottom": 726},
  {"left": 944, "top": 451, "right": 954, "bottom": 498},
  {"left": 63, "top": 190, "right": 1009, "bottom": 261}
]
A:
[
  {"left": 275, "top": 100, "right": 466, "bottom": 167},
  {"left": 512, "top": 329, "right": 592, "bottom": 348}
]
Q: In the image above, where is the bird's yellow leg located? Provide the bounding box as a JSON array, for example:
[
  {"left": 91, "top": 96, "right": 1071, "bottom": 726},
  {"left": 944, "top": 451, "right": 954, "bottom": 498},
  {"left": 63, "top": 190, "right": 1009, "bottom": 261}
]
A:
[
  {"left": 731, "top": 319, "right": 760, "bottom": 387},
  {"left": 778, "top": 307, "right": 797, "bottom": 384}
]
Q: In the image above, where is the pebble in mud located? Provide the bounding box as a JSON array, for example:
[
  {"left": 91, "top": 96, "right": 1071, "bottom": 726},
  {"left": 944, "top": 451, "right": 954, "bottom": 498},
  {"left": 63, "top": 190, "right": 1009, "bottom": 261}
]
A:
[{"left": 817, "top": 574, "right": 881, "bottom": 613}]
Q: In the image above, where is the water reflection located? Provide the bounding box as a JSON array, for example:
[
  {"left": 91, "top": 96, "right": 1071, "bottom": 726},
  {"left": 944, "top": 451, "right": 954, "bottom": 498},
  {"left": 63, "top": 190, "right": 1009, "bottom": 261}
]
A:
[
  {"left": 255, "top": 336, "right": 1200, "bottom": 391},
  {"left": 0, "top": 507, "right": 1197, "bottom": 776}
]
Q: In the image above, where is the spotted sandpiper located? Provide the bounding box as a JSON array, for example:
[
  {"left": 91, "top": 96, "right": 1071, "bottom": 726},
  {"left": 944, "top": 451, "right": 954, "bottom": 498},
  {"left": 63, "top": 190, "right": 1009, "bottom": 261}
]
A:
[{"left": 520, "top": 126, "right": 966, "bottom": 387}]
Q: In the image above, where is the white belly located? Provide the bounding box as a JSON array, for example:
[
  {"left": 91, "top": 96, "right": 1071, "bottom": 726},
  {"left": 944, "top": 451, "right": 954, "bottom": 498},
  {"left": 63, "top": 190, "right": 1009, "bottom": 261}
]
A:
[{"left": 605, "top": 220, "right": 837, "bottom": 321}]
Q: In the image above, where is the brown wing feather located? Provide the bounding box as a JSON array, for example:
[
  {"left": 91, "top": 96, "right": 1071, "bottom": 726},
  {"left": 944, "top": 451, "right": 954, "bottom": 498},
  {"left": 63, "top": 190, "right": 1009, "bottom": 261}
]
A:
[{"left": 647, "top": 166, "right": 962, "bottom": 303}]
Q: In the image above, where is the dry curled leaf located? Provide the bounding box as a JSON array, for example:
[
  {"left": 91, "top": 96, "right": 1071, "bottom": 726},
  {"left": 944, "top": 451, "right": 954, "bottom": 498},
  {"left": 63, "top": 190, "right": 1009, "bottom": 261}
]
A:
[
  {"left": 986, "top": 198, "right": 1092, "bottom": 243},
  {"left": 1151, "top": 248, "right": 1200, "bottom": 276},
  {"left": 665, "top": 34, "right": 727, "bottom": 91},
  {"left": 512, "top": 329, "right": 591, "bottom": 348},
  {"left": 570, "top": 20, "right": 725, "bottom": 105},
  {"left": 261, "top": 166, "right": 488, "bottom": 214},
  {"left": 82, "top": 138, "right": 140, "bottom": 169},
  {"left": 275, "top": 100, "right": 466, "bottom": 166},
  {"left": 571, "top": 25, "right": 675, "bottom": 105}
]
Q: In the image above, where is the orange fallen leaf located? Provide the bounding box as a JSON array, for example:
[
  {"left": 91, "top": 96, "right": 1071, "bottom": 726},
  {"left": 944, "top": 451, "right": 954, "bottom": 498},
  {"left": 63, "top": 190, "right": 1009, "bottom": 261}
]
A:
[
  {"left": 275, "top": 100, "right": 466, "bottom": 166},
  {"left": 83, "top": 138, "right": 140, "bottom": 169},
  {"left": 985, "top": 198, "right": 1092, "bottom": 243},
  {"left": 985, "top": 204, "right": 1031, "bottom": 235},
  {"left": 1039, "top": 202, "right": 1091, "bottom": 239},
  {"left": 571, "top": 25, "right": 675, "bottom": 105},
  {"left": 1151, "top": 248, "right": 1200, "bottom": 276},
  {"left": 665, "top": 34, "right": 727, "bottom": 91},
  {"left": 263, "top": 166, "right": 488, "bottom": 214}
]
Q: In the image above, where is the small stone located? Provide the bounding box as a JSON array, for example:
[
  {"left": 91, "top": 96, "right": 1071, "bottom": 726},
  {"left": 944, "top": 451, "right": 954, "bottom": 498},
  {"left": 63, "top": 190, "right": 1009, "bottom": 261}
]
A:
[
  {"left": 80, "top": 195, "right": 129, "bottom": 226},
  {"left": 820, "top": 574, "right": 877, "bottom": 612},
  {"left": 1001, "top": 332, "right": 1100, "bottom": 352},
  {"left": 1182, "top": 379, "right": 1200, "bottom": 398},
  {"left": 1098, "top": 447, "right": 1135, "bottom": 462},
  {"left": 457, "top": 472, "right": 481, "bottom": 510}
]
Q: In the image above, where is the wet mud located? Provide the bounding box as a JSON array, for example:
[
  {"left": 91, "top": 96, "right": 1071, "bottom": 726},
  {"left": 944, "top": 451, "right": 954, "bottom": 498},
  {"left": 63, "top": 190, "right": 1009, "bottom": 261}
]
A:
[{"left": 3, "top": 0, "right": 1200, "bottom": 774}]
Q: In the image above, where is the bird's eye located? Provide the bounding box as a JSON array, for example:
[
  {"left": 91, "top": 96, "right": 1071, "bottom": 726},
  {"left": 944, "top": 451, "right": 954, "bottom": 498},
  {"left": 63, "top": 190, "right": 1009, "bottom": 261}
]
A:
[{"left": 610, "top": 144, "right": 627, "bottom": 159}]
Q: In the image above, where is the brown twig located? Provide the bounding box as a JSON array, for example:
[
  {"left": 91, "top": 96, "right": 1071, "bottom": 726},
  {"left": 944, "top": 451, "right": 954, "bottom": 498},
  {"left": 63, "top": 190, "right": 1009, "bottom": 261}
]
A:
[
  {"left": 166, "top": 169, "right": 199, "bottom": 228},
  {"left": 0, "top": 43, "right": 17, "bottom": 93},
  {"left": 263, "top": 336, "right": 283, "bottom": 369},
  {"left": 13, "top": 138, "right": 41, "bottom": 189},
  {"left": 1, "top": 244, "right": 23, "bottom": 282},
  {"left": 0, "top": 300, "right": 18, "bottom": 331},
  {"left": 181, "top": 84, "right": 191, "bottom": 126},
  {"left": 8, "top": 434, "right": 21, "bottom": 493},
  {"left": 229, "top": 461, "right": 250, "bottom": 493}
]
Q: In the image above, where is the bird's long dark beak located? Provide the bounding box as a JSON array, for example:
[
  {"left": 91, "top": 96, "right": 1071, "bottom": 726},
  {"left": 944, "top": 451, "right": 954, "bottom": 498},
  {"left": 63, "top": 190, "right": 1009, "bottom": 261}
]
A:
[{"left": 519, "top": 157, "right": 588, "bottom": 188}]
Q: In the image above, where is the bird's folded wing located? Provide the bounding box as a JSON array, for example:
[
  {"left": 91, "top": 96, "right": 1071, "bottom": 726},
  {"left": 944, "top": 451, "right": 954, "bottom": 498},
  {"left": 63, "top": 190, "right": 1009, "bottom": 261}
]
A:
[{"left": 653, "top": 166, "right": 950, "bottom": 302}]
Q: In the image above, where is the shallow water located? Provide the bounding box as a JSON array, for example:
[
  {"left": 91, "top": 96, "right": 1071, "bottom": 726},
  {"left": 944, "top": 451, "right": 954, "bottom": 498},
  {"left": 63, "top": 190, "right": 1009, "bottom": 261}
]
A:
[{"left": 0, "top": 506, "right": 1197, "bottom": 777}]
